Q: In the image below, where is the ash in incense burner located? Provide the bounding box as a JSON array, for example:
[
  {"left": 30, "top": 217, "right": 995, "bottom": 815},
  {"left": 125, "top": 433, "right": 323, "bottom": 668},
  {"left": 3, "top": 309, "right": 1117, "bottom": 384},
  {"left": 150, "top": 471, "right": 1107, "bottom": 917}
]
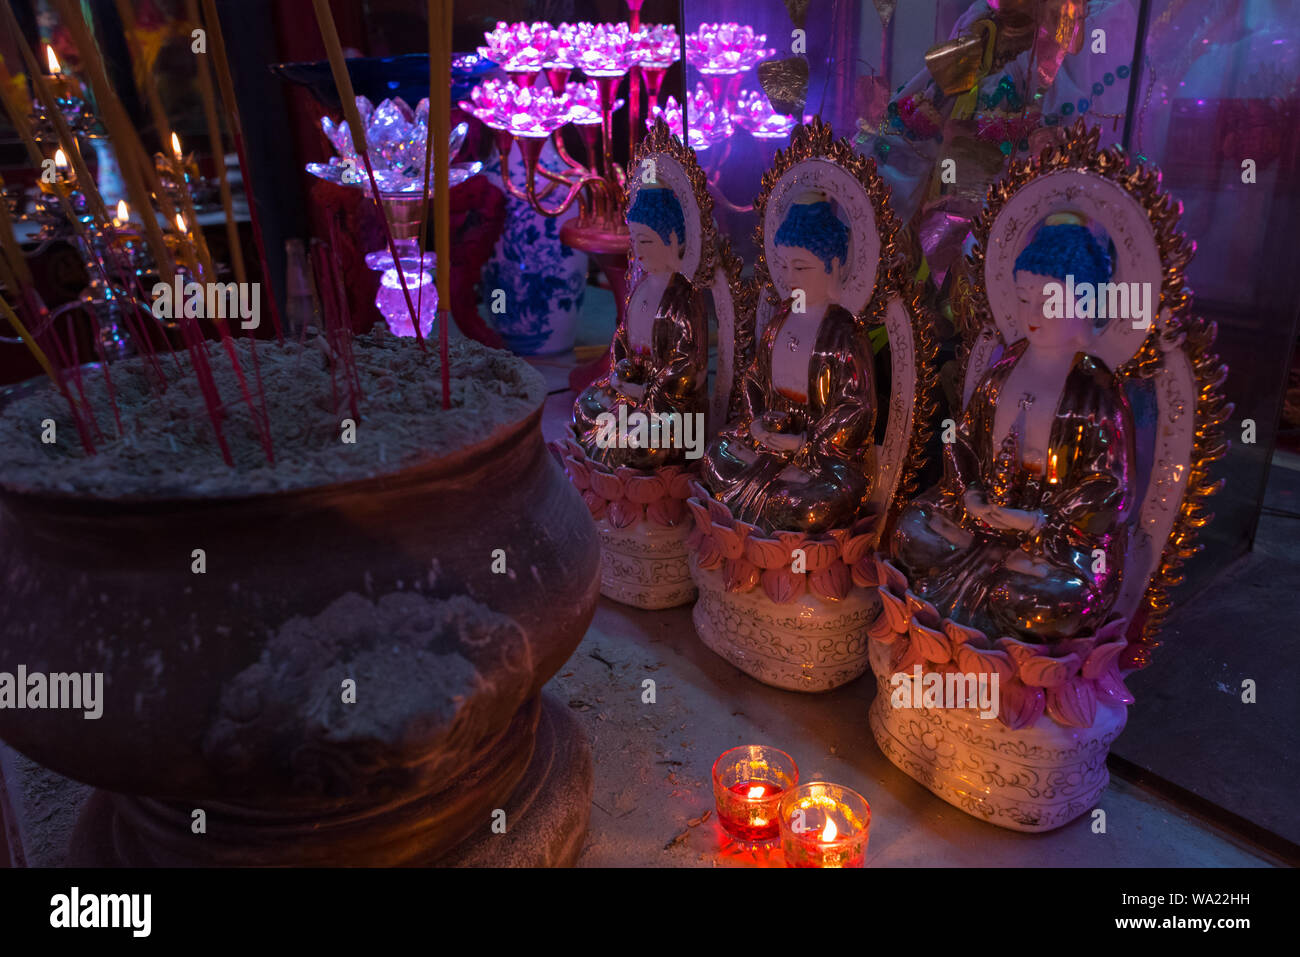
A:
[{"left": 0, "top": 329, "right": 600, "bottom": 866}]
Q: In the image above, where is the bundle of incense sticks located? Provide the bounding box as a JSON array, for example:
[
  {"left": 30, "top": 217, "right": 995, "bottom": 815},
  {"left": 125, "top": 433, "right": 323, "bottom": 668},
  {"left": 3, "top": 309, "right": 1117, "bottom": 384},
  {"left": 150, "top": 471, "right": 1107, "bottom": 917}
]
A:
[{"left": 0, "top": 0, "right": 287, "bottom": 465}]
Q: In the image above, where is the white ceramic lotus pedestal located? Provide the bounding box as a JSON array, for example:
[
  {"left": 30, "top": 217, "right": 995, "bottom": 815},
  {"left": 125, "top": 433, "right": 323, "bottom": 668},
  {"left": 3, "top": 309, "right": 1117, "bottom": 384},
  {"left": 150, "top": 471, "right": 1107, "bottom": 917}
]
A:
[
  {"left": 689, "top": 556, "right": 880, "bottom": 692},
  {"left": 597, "top": 518, "right": 695, "bottom": 609},
  {"left": 867, "top": 641, "right": 1127, "bottom": 832}
]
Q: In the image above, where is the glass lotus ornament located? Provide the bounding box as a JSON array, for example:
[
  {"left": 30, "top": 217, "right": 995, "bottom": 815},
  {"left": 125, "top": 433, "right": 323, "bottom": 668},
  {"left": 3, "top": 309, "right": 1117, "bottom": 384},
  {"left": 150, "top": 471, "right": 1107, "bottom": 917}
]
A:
[
  {"left": 308, "top": 96, "right": 482, "bottom": 192},
  {"left": 733, "top": 89, "right": 797, "bottom": 139},
  {"left": 633, "top": 24, "right": 681, "bottom": 69},
  {"left": 572, "top": 22, "right": 637, "bottom": 77},
  {"left": 564, "top": 80, "right": 624, "bottom": 127},
  {"left": 478, "top": 21, "right": 552, "bottom": 73},
  {"left": 647, "top": 85, "right": 732, "bottom": 151},
  {"left": 307, "top": 96, "right": 483, "bottom": 338},
  {"left": 686, "top": 22, "right": 775, "bottom": 75}
]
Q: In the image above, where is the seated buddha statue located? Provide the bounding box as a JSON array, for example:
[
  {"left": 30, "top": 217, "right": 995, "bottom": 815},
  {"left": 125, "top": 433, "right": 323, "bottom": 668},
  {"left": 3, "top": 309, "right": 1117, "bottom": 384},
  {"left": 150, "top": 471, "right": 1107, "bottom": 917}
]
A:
[
  {"left": 571, "top": 183, "right": 709, "bottom": 470},
  {"left": 890, "top": 218, "right": 1136, "bottom": 643},
  {"left": 700, "top": 193, "right": 877, "bottom": 533}
]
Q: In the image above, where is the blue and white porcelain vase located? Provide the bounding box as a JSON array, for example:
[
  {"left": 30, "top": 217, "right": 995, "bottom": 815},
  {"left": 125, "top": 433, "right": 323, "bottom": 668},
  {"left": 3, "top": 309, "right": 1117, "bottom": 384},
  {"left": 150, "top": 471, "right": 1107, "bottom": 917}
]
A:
[{"left": 481, "top": 139, "right": 588, "bottom": 355}]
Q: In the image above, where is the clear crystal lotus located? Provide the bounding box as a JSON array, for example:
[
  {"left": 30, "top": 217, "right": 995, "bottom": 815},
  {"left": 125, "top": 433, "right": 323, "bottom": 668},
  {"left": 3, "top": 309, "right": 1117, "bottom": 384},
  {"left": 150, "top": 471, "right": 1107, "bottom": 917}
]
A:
[
  {"left": 306, "top": 95, "right": 482, "bottom": 194},
  {"left": 732, "top": 89, "right": 796, "bottom": 139}
]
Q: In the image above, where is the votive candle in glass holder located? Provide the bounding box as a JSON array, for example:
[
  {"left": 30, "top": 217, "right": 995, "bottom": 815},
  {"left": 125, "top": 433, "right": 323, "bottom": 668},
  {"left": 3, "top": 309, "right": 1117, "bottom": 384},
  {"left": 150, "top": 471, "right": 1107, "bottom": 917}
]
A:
[
  {"left": 712, "top": 745, "right": 798, "bottom": 843},
  {"left": 778, "top": 782, "right": 870, "bottom": 867}
]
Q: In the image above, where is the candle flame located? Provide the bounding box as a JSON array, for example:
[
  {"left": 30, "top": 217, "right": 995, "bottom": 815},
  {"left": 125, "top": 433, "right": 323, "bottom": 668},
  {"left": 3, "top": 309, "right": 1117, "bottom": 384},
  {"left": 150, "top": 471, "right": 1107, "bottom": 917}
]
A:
[
  {"left": 821, "top": 818, "right": 838, "bottom": 843},
  {"left": 747, "top": 785, "right": 766, "bottom": 799},
  {"left": 54, "top": 148, "right": 68, "bottom": 170},
  {"left": 116, "top": 199, "right": 129, "bottom": 222},
  {"left": 171, "top": 132, "right": 182, "bottom": 157},
  {"left": 174, "top": 212, "right": 187, "bottom": 232},
  {"left": 46, "top": 46, "right": 62, "bottom": 74},
  {"left": 1047, "top": 450, "right": 1059, "bottom": 485}
]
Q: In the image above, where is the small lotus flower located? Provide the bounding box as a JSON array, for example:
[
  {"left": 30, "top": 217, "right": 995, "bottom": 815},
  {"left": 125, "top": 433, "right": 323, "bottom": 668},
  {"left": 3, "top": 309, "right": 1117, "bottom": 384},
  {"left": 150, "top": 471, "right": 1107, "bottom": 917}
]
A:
[
  {"left": 732, "top": 89, "right": 796, "bottom": 139},
  {"left": 562, "top": 80, "right": 623, "bottom": 126},
  {"left": 685, "top": 22, "right": 775, "bottom": 75},
  {"left": 308, "top": 96, "right": 481, "bottom": 193},
  {"left": 478, "top": 21, "right": 553, "bottom": 72},
  {"left": 572, "top": 22, "right": 637, "bottom": 77},
  {"left": 633, "top": 23, "right": 681, "bottom": 69}
]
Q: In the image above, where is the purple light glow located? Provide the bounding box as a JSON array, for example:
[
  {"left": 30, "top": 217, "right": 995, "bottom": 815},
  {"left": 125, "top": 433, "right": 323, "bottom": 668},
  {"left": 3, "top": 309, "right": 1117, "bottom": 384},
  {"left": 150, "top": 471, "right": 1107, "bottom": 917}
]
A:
[{"left": 732, "top": 89, "right": 796, "bottom": 139}]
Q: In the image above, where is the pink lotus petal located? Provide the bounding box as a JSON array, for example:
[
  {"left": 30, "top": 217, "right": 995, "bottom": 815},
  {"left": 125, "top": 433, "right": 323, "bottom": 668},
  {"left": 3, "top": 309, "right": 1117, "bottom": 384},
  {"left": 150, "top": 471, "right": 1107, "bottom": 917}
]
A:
[
  {"left": 1056, "top": 636, "right": 1098, "bottom": 661},
  {"left": 589, "top": 469, "right": 623, "bottom": 501},
  {"left": 802, "top": 541, "right": 838, "bottom": 572},
  {"left": 761, "top": 567, "right": 806, "bottom": 604},
  {"left": 998, "top": 680, "right": 1045, "bottom": 731},
  {"left": 809, "top": 562, "right": 853, "bottom": 602},
  {"left": 743, "top": 534, "right": 788, "bottom": 569},
  {"left": 581, "top": 489, "right": 607, "bottom": 520},
  {"left": 564, "top": 456, "right": 591, "bottom": 491},
  {"left": 893, "top": 640, "right": 928, "bottom": 675},
  {"left": 667, "top": 470, "right": 696, "bottom": 499},
  {"left": 712, "top": 523, "right": 746, "bottom": 560},
  {"left": 869, "top": 608, "right": 899, "bottom": 643},
  {"left": 706, "top": 497, "right": 734, "bottom": 527},
  {"left": 724, "top": 558, "right": 760, "bottom": 593},
  {"left": 956, "top": 644, "right": 1015, "bottom": 683},
  {"left": 877, "top": 556, "right": 909, "bottom": 594},
  {"left": 686, "top": 497, "right": 713, "bottom": 533},
  {"left": 943, "top": 619, "right": 987, "bottom": 649},
  {"left": 1095, "top": 616, "right": 1130, "bottom": 644},
  {"left": 851, "top": 555, "right": 879, "bottom": 589},
  {"left": 1082, "top": 640, "right": 1128, "bottom": 680},
  {"left": 1019, "top": 652, "right": 1082, "bottom": 689},
  {"left": 841, "top": 531, "right": 874, "bottom": 567},
  {"left": 624, "top": 473, "right": 667, "bottom": 504},
  {"left": 996, "top": 636, "right": 1051, "bottom": 669},
  {"left": 774, "top": 530, "right": 808, "bottom": 551},
  {"left": 607, "top": 498, "right": 643, "bottom": 529},
  {"left": 1046, "top": 677, "right": 1098, "bottom": 728},
  {"left": 877, "top": 587, "right": 910, "bottom": 635},
  {"left": 909, "top": 620, "right": 951, "bottom": 664},
  {"left": 695, "top": 533, "right": 725, "bottom": 570},
  {"left": 1093, "top": 670, "right": 1136, "bottom": 706},
  {"left": 904, "top": 591, "right": 941, "bottom": 628},
  {"left": 646, "top": 496, "right": 687, "bottom": 527}
]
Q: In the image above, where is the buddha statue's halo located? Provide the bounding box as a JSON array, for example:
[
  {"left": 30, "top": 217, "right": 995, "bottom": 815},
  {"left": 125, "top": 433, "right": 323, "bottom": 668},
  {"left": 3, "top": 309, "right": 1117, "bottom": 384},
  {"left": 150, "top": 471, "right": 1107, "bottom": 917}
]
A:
[
  {"left": 983, "top": 168, "right": 1163, "bottom": 371},
  {"left": 626, "top": 150, "right": 705, "bottom": 283},
  {"left": 762, "top": 157, "right": 881, "bottom": 317}
]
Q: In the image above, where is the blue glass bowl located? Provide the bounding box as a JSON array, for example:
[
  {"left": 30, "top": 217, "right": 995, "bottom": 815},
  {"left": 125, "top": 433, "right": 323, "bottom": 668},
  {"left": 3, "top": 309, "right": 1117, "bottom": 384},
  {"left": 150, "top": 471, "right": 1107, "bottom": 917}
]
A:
[{"left": 270, "top": 53, "right": 497, "bottom": 112}]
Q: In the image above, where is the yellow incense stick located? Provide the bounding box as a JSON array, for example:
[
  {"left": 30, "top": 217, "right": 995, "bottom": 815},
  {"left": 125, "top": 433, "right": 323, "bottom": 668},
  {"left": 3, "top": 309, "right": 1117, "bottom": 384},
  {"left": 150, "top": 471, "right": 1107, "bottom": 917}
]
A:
[
  {"left": 0, "top": 291, "right": 60, "bottom": 389},
  {"left": 186, "top": 0, "right": 247, "bottom": 287},
  {"left": 311, "top": 0, "right": 422, "bottom": 338}
]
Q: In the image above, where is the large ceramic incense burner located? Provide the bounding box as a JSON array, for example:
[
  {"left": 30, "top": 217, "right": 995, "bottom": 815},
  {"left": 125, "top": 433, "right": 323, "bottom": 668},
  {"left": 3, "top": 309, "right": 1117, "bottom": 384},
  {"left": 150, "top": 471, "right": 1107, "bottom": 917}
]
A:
[
  {"left": 0, "top": 333, "right": 600, "bottom": 866},
  {"left": 868, "top": 124, "right": 1230, "bottom": 831}
]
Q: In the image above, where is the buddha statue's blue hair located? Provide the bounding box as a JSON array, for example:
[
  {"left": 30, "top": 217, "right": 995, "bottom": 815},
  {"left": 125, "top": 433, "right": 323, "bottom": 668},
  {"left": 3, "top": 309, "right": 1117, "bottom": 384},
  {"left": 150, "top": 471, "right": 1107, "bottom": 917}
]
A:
[
  {"left": 627, "top": 186, "right": 686, "bottom": 246},
  {"left": 1013, "top": 223, "right": 1113, "bottom": 287},
  {"left": 774, "top": 200, "right": 850, "bottom": 273}
]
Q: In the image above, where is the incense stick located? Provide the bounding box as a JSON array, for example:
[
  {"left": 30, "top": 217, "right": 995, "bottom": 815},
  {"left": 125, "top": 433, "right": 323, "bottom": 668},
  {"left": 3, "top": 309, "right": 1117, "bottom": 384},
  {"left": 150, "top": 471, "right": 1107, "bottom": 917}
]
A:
[
  {"left": 198, "top": 0, "right": 284, "bottom": 341},
  {"left": 185, "top": 0, "right": 247, "bottom": 289},
  {"left": 310, "top": 0, "right": 425, "bottom": 348},
  {"left": 430, "top": 0, "right": 452, "bottom": 409}
]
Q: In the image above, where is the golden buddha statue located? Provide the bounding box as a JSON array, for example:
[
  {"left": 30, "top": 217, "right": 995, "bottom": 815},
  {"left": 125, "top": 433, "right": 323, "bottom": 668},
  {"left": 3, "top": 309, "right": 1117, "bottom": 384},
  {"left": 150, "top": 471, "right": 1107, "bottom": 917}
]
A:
[
  {"left": 891, "top": 218, "right": 1135, "bottom": 643},
  {"left": 571, "top": 183, "right": 708, "bottom": 470},
  {"left": 700, "top": 193, "right": 877, "bottom": 533}
]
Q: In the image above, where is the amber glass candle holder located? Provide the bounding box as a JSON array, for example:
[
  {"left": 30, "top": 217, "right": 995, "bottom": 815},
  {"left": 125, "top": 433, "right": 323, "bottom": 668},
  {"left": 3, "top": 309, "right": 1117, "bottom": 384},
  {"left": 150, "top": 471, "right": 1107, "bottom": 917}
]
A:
[
  {"left": 778, "top": 782, "right": 870, "bottom": 867},
  {"left": 712, "top": 745, "right": 798, "bottom": 843}
]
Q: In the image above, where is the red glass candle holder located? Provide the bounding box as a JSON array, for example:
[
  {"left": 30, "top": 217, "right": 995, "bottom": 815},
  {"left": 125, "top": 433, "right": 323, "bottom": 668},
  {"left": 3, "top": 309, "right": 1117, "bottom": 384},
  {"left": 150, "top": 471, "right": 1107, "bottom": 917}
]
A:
[
  {"left": 778, "top": 782, "right": 870, "bottom": 867},
  {"left": 712, "top": 745, "right": 798, "bottom": 843}
]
